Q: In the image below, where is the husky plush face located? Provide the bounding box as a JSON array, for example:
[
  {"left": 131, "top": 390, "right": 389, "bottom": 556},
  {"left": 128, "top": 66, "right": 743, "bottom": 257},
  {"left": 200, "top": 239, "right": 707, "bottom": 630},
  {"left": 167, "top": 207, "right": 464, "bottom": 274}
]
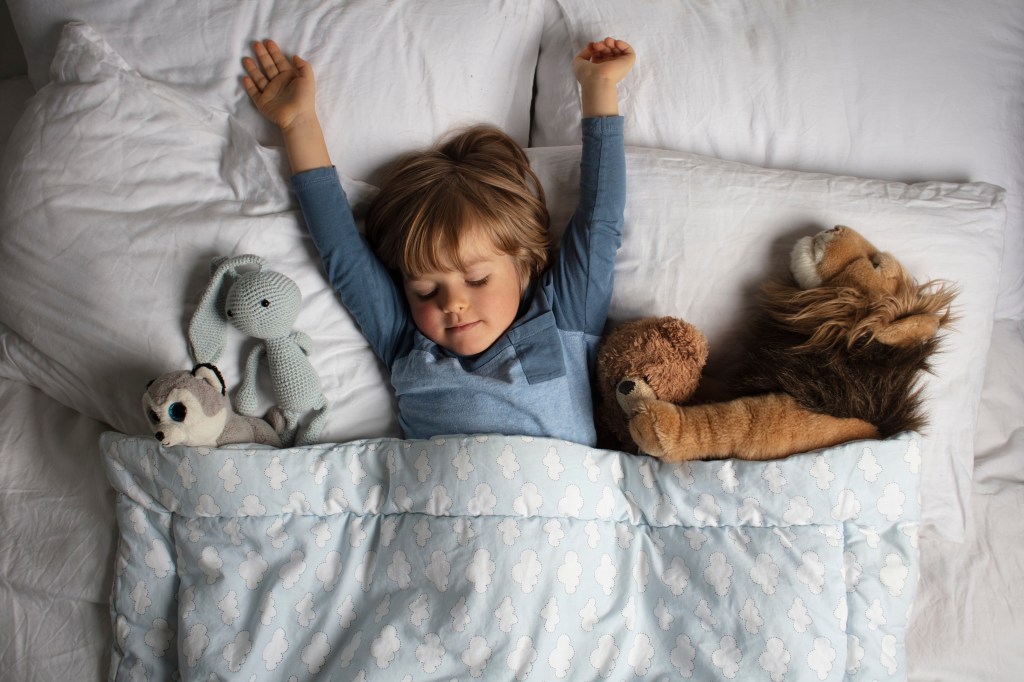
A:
[{"left": 143, "top": 364, "right": 229, "bottom": 447}]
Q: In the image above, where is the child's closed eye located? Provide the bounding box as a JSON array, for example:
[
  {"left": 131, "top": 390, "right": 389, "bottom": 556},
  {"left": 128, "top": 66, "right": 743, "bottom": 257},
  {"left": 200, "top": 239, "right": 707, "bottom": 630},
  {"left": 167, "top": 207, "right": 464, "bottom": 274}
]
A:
[
  {"left": 467, "top": 277, "right": 490, "bottom": 287},
  {"left": 414, "top": 288, "right": 438, "bottom": 300}
]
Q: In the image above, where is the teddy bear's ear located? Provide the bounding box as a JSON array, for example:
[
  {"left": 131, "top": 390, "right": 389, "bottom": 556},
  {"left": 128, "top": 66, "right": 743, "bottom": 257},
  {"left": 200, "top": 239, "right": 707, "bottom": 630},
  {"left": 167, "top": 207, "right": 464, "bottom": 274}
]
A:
[
  {"left": 873, "top": 313, "right": 942, "bottom": 347},
  {"left": 192, "top": 363, "right": 227, "bottom": 396}
]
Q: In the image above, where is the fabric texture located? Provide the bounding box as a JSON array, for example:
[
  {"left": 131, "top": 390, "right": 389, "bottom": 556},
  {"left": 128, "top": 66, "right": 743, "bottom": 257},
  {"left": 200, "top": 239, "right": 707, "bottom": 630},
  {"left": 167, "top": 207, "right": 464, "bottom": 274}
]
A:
[
  {"left": 103, "top": 430, "right": 921, "bottom": 680},
  {"left": 534, "top": 0, "right": 1024, "bottom": 318},
  {"left": 7, "top": 0, "right": 545, "bottom": 182}
]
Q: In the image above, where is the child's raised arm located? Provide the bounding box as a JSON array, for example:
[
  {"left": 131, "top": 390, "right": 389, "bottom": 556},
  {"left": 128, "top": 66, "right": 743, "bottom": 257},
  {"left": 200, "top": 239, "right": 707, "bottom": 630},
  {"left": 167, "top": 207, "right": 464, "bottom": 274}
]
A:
[
  {"left": 573, "top": 37, "right": 636, "bottom": 118},
  {"left": 242, "top": 39, "right": 332, "bottom": 173}
]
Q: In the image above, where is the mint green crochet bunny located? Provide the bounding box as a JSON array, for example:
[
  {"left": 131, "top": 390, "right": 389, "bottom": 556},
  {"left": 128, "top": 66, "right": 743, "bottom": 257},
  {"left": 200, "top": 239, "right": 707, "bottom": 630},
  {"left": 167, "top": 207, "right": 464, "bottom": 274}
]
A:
[{"left": 188, "top": 254, "right": 328, "bottom": 447}]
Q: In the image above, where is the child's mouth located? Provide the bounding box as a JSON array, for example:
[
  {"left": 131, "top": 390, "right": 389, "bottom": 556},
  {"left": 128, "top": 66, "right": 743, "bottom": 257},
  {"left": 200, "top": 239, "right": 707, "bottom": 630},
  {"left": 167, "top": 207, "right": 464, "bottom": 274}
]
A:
[{"left": 447, "top": 321, "right": 480, "bottom": 333}]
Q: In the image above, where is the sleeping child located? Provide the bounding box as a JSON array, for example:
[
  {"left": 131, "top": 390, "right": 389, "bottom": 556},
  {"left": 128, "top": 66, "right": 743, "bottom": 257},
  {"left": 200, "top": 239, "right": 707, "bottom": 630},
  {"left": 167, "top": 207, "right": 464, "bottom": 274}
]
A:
[{"left": 241, "top": 36, "right": 635, "bottom": 445}]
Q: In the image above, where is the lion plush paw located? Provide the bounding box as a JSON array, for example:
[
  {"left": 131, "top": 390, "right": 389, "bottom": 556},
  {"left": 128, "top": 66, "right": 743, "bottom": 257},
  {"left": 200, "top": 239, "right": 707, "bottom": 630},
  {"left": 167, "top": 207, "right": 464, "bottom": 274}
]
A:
[{"left": 615, "top": 377, "right": 703, "bottom": 462}]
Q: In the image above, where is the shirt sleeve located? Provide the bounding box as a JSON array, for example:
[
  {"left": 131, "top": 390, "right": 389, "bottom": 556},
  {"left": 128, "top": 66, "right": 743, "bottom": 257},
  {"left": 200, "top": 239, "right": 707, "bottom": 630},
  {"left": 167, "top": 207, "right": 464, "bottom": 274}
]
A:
[
  {"left": 548, "top": 116, "right": 627, "bottom": 335},
  {"left": 291, "top": 166, "right": 410, "bottom": 366}
]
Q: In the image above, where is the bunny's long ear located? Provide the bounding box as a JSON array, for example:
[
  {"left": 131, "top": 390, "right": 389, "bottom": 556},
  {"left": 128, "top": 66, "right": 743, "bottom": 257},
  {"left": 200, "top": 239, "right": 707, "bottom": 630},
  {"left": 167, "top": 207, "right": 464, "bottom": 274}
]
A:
[{"left": 188, "top": 254, "right": 266, "bottom": 363}]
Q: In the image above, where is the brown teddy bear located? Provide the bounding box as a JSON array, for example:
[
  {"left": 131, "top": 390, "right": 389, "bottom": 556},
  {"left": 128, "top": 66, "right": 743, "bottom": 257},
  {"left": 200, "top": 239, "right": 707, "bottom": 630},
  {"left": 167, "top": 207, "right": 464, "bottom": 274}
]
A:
[
  {"left": 594, "top": 316, "right": 709, "bottom": 453},
  {"left": 603, "top": 226, "right": 956, "bottom": 462}
]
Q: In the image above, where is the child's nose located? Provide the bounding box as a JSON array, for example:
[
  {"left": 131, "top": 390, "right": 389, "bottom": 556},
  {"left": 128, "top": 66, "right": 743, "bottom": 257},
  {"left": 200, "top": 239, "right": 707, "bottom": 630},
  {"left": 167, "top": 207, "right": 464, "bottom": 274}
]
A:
[{"left": 440, "top": 289, "right": 468, "bottom": 313}]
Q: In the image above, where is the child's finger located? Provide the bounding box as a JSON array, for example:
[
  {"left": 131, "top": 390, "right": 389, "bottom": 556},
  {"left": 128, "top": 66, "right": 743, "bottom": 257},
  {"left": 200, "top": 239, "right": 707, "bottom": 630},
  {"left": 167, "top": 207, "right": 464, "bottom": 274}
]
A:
[
  {"left": 242, "top": 57, "right": 268, "bottom": 90},
  {"left": 293, "top": 55, "right": 315, "bottom": 84},
  {"left": 574, "top": 43, "right": 595, "bottom": 61},
  {"left": 253, "top": 41, "right": 280, "bottom": 79},
  {"left": 242, "top": 76, "right": 260, "bottom": 100},
  {"left": 266, "top": 39, "right": 293, "bottom": 73},
  {"left": 595, "top": 37, "right": 632, "bottom": 55}
]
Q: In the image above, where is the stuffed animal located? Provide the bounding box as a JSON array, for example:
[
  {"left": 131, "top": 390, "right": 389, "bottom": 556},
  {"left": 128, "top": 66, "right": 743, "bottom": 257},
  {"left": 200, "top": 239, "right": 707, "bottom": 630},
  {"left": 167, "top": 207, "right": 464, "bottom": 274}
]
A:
[
  {"left": 611, "top": 226, "right": 957, "bottom": 462},
  {"left": 594, "top": 316, "right": 709, "bottom": 452},
  {"left": 143, "top": 363, "right": 281, "bottom": 448},
  {"left": 188, "top": 254, "right": 329, "bottom": 447}
]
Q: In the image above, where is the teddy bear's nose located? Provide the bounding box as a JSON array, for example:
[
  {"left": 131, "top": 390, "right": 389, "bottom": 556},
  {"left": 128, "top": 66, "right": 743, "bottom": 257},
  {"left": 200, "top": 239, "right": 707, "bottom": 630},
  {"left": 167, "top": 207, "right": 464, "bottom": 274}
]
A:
[
  {"left": 617, "top": 380, "right": 636, "bottom": 396},
  {"left": 154, "top": 431, "right": 164, "bottom": 441}
]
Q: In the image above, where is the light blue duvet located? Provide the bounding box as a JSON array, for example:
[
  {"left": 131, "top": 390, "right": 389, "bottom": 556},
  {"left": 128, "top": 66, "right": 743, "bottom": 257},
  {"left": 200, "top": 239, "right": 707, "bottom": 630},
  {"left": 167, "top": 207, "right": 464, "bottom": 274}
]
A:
[{"left": 103, "top": 431, "right": 920, "bottom": 680}]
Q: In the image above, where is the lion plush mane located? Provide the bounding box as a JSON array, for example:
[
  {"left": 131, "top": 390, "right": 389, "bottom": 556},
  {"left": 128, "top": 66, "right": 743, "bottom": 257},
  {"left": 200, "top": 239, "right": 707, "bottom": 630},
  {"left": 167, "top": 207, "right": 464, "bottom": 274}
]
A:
[
  {"left": 745, "top": 269, "right": 956, "bottom": 438},
  {"left": 612, "top": 226, "right": 957, "bottom": 462}
]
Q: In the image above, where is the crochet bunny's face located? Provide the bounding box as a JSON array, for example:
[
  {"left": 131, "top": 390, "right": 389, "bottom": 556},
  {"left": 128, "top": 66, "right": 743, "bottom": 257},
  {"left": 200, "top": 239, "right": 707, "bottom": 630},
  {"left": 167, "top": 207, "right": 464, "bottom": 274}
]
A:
[{"left": 225, "top": 271, "right": 301, "bottom": 339}]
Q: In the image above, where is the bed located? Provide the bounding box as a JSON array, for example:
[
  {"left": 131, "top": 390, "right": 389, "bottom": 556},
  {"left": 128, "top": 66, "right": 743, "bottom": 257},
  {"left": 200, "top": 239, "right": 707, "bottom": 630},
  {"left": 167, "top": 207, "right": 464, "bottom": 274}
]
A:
[{"left": 0, "top": 1, "right": 1022, "bottom": 680}]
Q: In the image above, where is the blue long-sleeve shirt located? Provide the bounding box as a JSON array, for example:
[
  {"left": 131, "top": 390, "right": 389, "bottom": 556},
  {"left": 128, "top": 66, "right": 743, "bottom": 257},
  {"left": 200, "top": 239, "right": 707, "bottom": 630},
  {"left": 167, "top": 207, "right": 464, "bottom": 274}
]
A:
[{"left": 292, "top": 116, "right": 626, "bottom": 444}]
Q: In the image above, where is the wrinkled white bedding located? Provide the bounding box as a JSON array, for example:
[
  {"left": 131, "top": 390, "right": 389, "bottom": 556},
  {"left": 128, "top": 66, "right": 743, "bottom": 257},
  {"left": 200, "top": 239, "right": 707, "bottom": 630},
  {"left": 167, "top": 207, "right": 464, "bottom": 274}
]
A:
[
  {"left": 0, "top": 374, "right": 113, "bottom": 679},
  {"left": 1, "top": 0, "right": 1023, "bottom": 679}
]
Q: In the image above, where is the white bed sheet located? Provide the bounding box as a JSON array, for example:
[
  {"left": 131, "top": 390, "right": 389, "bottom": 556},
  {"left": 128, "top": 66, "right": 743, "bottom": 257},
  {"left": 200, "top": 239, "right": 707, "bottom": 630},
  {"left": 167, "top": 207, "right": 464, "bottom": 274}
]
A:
[
  {"left": 0, "top": 375, "right": 113, "bottom": 680},
  {"left": 909, "top": 491, "right": 1024, "bottom": 680},
  {"left": 971, "top": 319, "right": 1024, "bottom": 494},
  {"left": 905, "top": 319, "right": 1024, "bottom": 679}
]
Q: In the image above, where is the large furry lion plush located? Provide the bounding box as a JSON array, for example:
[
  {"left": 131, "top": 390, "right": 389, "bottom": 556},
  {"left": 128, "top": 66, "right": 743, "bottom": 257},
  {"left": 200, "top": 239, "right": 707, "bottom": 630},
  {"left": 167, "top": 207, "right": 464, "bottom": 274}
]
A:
[{"left": 613, "top": 226, "right": 957, "bottom": 462}]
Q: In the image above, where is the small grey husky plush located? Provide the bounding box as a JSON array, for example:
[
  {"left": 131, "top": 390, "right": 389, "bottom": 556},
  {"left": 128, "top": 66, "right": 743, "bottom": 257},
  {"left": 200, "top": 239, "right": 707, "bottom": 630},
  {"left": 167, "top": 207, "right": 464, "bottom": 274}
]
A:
[{"left": 143, "top": 363, "right": 281, "bottom": 448}]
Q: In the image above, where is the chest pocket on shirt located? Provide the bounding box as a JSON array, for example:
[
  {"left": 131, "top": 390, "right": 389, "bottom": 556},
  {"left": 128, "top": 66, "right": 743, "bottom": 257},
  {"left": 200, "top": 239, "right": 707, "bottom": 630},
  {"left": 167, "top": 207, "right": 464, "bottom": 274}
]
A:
[{"left": 509, "top": 311, "right": 566, "bottom": 384}]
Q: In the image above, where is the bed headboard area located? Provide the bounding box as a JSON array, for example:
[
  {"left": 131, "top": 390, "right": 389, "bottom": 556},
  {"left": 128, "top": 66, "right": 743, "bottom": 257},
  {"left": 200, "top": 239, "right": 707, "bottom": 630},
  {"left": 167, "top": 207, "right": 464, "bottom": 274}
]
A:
[{"left": 0, "top": 1, "right": 25, "bottom": 78}]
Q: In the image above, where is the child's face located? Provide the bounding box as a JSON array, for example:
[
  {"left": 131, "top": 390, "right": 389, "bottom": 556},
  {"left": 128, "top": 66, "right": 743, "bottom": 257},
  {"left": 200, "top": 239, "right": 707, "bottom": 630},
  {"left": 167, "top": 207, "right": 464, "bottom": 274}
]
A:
[{"left": 403, "top": 232, "right": 522, "bottom": 356}]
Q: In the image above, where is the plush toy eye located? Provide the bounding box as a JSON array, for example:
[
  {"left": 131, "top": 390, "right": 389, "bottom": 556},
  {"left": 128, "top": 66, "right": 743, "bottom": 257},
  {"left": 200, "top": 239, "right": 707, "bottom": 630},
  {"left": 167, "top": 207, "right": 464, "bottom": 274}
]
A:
[
  {"left": 227, "top": 309, "right": 234, "bottom": 318},
  {"left": 168, "top": 403, "right": 187, "bottom": 422},
  {"left": 147, "top": 409, "right": 159, "bottom": 423},
  {"left": 261, "top": 299, "right": 270, "bottom": 307}
]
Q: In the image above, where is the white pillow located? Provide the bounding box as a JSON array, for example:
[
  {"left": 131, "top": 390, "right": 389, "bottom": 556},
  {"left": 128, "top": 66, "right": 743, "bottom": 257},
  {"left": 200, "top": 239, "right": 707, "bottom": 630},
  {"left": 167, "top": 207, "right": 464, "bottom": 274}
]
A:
[
  {"left": 0, "top": 24, "right": 399, "bottom": 442},
  {"left": 7, "top": 0, "right": 544, "bottom": 182},
  {"left": 526, "top": 145, "right": 1005, "bottom": 542},
  {"left": 534, "top": 0, "right": 1024, "bottom": 319}
]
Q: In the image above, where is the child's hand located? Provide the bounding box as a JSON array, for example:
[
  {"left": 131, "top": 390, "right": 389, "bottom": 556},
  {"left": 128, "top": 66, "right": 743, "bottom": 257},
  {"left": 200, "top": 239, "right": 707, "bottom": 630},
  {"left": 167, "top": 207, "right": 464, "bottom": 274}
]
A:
[
  {"left": 573, "top": 37, "right": 636, "bottom": 117},
  {"left": 573, "top": 37, "right": 636, "bottom": 88},
  {"left": 243, "top": 39, "right": 317, "bottom": 132}
]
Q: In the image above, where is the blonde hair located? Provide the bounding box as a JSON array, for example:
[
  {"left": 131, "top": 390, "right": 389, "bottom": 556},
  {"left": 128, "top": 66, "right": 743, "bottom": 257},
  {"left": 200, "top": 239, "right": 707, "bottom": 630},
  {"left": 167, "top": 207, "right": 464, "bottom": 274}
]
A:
[{"left": 365, "top": 125, "right": 550, "bottom": 288}]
